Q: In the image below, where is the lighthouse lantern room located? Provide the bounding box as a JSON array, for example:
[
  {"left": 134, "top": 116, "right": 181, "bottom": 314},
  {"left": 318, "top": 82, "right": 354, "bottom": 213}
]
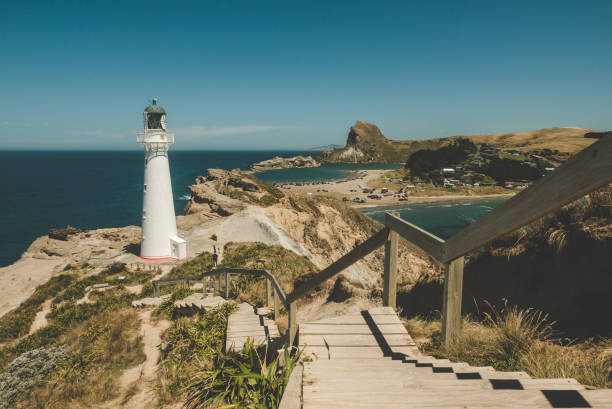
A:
[{"left": 137, "top": 99, "right": 186, "bottom": 260}]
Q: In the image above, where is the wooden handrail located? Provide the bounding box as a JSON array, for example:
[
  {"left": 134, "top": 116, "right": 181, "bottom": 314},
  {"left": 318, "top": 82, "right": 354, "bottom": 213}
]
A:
[
  {"left": 200, "top": 268, "right": 289, "bottom": 307},
  {"left": 385, "top": 212, "right": 445, "bottom": 261},
  {"left": 152, "top": 277, "right": 201, "bottom": 297},
  {"left": 285, "top": 227, "right": 390, "bottom": 304},
  {"left": 443, "top": 135, "right": 612, "bottom": 262},
  {"left": 154, "top": 277, "right": 200, "bottom": 286}
]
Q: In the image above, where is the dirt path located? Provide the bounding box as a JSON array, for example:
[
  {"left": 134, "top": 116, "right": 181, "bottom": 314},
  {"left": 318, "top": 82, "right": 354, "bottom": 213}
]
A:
[
  {"left": 114, "top": 309, "right": 170, "bottom": 409},
  {"left": 28, "top": 299, "right": 52, "bottom": 335}
]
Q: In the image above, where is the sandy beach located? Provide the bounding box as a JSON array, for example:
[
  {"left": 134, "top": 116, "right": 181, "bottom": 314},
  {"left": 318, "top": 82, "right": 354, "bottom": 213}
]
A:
[{"left": 275, "top": 169, "right": 515, "bottom": 206}]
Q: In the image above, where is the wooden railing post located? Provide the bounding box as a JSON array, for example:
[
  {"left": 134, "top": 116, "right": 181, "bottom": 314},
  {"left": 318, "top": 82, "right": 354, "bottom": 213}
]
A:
[
  {"left": 225, "top": 271, "right": 230, "bottom": 299},
  {"left": 273, "top": 289, "right": 279, "bottom": 320},
  {"left": 383, "top": 212, "right": 399, "bottom": 308},
  {"left": 288, "top": 301, "right": 297, "bottom": 347},
  {"left": 441, "top": 256, "right": 464, "bottom": 348},
  {"left": 266, "top": 278, "right": 272, "bottom": 307}
]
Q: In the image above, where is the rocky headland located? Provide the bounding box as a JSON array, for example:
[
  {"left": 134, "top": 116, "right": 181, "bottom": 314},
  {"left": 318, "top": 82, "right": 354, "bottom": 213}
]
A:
[
  {"left": 249, "top": 155, "right": 319, "bottom": 171},
  {"left": 318, "top": 121, "right": 598, "bottom": 164}
]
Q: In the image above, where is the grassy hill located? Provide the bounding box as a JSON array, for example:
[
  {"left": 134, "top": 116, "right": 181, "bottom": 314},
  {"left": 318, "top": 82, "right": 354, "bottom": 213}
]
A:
[{"left": 319, "top": 121, "right": 598, "bottom": 164}]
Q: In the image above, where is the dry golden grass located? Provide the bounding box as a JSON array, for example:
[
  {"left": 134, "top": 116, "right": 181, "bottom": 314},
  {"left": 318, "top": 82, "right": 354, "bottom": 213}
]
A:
[
  {"left": 17, "top": 309, "right": 145, "bottom": 408},
  {"left": 463, "top": 127, "right": 596, "bottom": 153},
  {"left": 405, "top": 302, "right": 611, "bottom": 389}
]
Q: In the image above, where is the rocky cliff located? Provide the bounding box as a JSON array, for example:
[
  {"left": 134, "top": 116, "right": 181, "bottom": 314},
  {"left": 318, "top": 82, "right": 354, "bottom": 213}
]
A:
[
  {"left": 318, "top": 121, "right": 444, "bottom": 163},
  {"left": 183, "top": 168, "right": 435, "bottom": 293},
  {"left": 250, "top": 155, "right": 320, "bottom": 172},
  {"left": 184, "top": 168, "right": 284, "bottom": 218}
]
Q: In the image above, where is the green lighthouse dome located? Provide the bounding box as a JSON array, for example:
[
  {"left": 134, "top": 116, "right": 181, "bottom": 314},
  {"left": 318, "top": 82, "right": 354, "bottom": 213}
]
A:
[
  {"left": 144, "top": 98, "right": 167, "bottom": 130},
  {"left": 144, "top": 98, "right": 166, "bottom": 114}
]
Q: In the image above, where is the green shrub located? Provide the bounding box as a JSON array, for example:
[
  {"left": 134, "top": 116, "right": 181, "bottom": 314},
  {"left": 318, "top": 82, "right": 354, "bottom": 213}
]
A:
[
  {"left": 185, "top": 339, "right": 301, "bottom": 409},
  {"left": 159, "top": 303, "right": 236, "bottom": 403},
  {"left": 166, "top": 252, "right": 214, "bottom": 280},
  {"left": 219, "top": 242, "right": 319, "bottom": 307}
]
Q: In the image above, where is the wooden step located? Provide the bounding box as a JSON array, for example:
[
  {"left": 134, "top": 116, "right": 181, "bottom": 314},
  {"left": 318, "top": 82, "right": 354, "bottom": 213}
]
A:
[
  {"left": 301, "top": 323, "right": 408, "bottom": 335},
  {"left": 303, "top": 389, "right": 597, "bottom": 408},
  {"left": 303, "top": 371, "right": 584, "bottom": 392},
  {"left": 225, "top": 302, "right": 279, "bottom": 352},
  {"left": 301, "top": 333, "right": 416, "bottom": 347},
  {"left": 298, "top": 308, "right": 598, "bottom": 409},
  {"left": 579, "top": 390, "right": 612, "bottom": 407},
  {"left": 302, "top": 346, "right": 385, "bottom": 359}
]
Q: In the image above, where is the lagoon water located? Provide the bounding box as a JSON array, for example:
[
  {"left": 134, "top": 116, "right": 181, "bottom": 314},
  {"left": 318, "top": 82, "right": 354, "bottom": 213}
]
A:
[
  {"left": 359, "top": 199, "right": 504, "bottom": 239},
  {"left": 0, "top": 151, "right": 505, "bottom": 267}
]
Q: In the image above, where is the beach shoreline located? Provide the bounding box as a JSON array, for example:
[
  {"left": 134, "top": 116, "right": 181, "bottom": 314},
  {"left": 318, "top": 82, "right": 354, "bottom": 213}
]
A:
[{"left": 271, "top": 169, "right": 515, "bottom": 206}]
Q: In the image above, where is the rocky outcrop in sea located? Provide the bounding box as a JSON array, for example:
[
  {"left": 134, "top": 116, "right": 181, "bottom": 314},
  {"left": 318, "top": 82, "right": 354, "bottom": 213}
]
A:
[{"left": 250, "top": 155, "right": 319, "bottom": 171}]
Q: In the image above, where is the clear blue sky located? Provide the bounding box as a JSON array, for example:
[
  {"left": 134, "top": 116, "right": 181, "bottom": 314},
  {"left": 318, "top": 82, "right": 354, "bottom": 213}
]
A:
[{"left": 1, "top": 0, "right": 611, "bottom": 150}]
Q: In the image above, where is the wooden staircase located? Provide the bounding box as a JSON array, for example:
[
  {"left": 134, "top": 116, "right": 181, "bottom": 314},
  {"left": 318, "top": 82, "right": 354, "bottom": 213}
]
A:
[
  {"left": 225, "top": 302, "right": 280, "bottom": 352},
  {"left": 293, "top": 307, "right": 612, "bottom": 409}
]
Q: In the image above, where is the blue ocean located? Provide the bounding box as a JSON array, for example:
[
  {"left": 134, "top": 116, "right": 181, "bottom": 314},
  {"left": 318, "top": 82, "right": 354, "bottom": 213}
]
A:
[{"left": 0, "top": 151, "right": 504, "bottom": 267}]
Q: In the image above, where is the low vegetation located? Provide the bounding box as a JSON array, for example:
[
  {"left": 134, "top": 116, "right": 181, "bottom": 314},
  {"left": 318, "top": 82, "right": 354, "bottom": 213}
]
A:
[
  {"left": 185, "top": 339, "right": 301, "bottom": 409},
  {"left": 165, "top": 251, "right": 214, "bottom": 281},
  {"left": 0, "top": 261, "right": 146, "bottom": 407},
  {"left": 0, "top": 346, "right": 68, "bottom": 409},
  {"left": 405, "top": 302, "right": 611, "bottom": 388},
  {"left": 0, "top": 283, "right": 136, "bottom": 372},
  {"left": 16, "top": 309, "right": 145, "bottom": 408},
  {"left": 219, "top": 242, "right": 320, "bottom": 306},
  {"left": 217, "top": 172, "right": 285, "bottom": 207},
  {"left": 154, "top": 287, "right": 196, "bottom": 320},
  {"left": 158, "top": 302, "right": 236, "bottom": 404},
  {"left": 0, "top": 274, "right": 75, "bottom": 342}
]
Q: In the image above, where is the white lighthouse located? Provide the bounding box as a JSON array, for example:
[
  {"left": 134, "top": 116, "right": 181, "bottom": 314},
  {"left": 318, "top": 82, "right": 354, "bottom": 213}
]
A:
[{"left": 137, "top": 98, "right": 186, "bottom": 260}]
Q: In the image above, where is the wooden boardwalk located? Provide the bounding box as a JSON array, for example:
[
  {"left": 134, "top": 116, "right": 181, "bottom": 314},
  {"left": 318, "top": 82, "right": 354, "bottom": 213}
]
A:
[
  {"left": 225, "top": 302, "right": 280, "bottom": 352},
  {"left": 295, "top": 307, "right": 612, "bottom": 409},
  {"left": 173, "top": 294, "right": 226, "bottom": 310}
]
